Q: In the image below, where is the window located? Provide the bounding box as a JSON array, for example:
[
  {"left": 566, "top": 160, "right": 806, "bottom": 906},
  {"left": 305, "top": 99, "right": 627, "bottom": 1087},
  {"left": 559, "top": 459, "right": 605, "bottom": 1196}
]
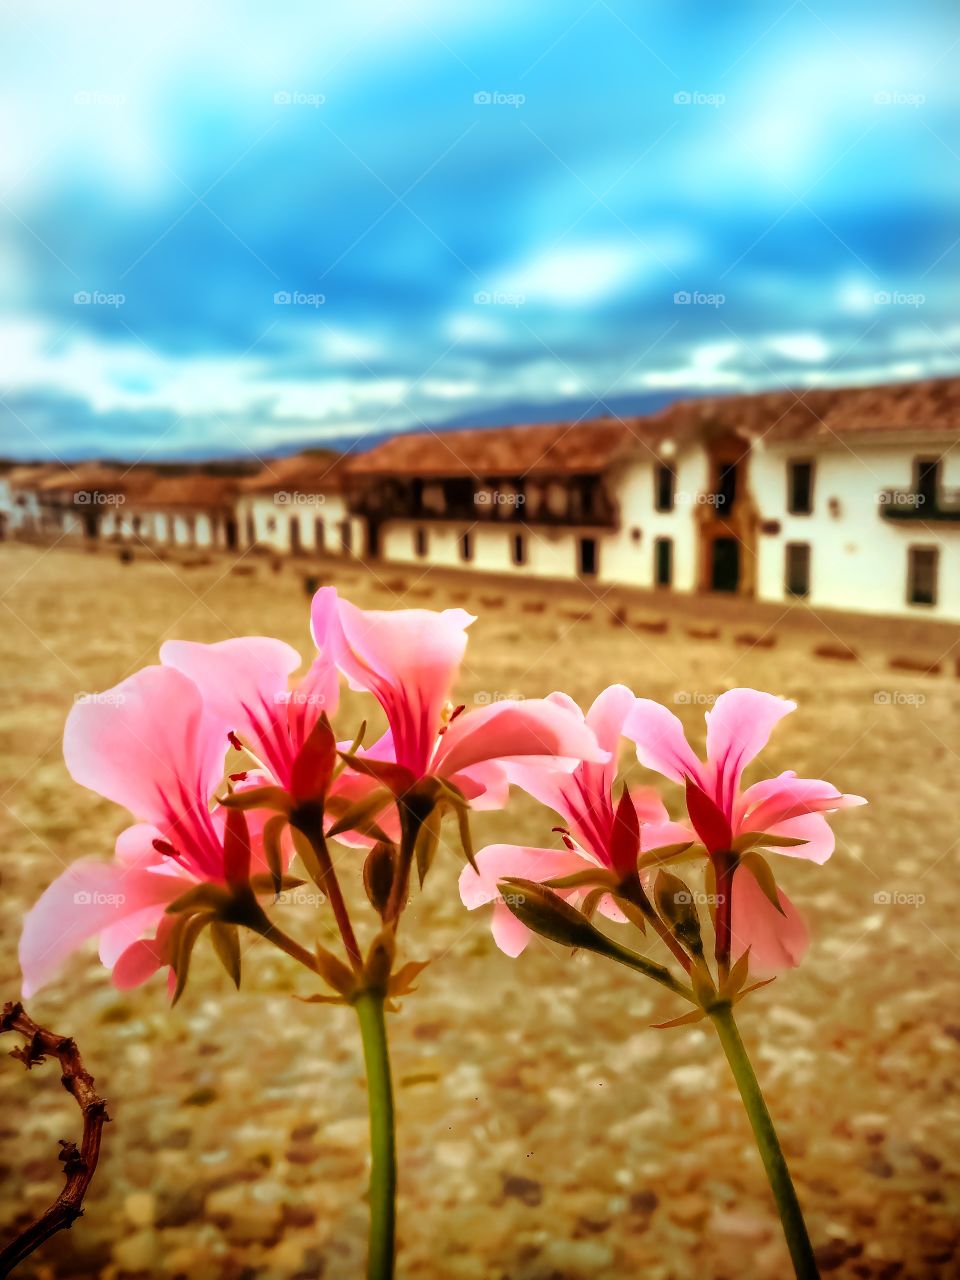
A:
[
  {"left": 340, "top": 520, "right": 353, "bottom": 554},
  {"left": 908, "top": 546, "right": 938, "bottom": 606},
  {"left": 289, "top": 516, "right": 302, "bottom": 555},
  {"left": 716, "top": 462, "right": 738, "bottom": 512},
  {"left": 414, "top": 527, "right": 428, "bottom": 558},
  {"left": 512, "top": 533, "right": 526, "bottom": 566},
  {"left": 578, "top": 536, "right": 598, "bottom": 577},
  {"left": 785, "top": 542, "right": 810, "bottom": 597},
  {"left": 654, "top": 537, "right": 672, "bottom": 587},
  {"left": 315, "top": 517, "right": 325, "bottom": 552},
  {"left": 654, "top": 463, "right": 676, "bottom": 512},
  {"left": 787, "top": 460, "right": 814, "bottom": 515},
  {"left": 915, "top": 458, "right": 940, "bottom": 509},
  {"left": 460, "top": 531, "right": 473, "bottom": 562}
]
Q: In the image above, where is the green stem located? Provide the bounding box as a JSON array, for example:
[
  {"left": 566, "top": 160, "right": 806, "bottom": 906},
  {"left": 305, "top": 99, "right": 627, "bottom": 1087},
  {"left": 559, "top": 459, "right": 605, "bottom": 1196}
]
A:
[
  {"left": 709, "top": 1002, "right": 820, "bottom": 1280},
  {"left": 354, "top": 990, "right": 397, "bottom": 1280}
]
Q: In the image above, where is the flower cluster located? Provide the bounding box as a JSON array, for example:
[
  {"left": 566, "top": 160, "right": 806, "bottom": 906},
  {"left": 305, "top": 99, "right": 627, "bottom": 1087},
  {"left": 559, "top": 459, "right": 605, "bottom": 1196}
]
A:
[{"left": 18, "top": 587, "right": 866, "bottom": 1280}]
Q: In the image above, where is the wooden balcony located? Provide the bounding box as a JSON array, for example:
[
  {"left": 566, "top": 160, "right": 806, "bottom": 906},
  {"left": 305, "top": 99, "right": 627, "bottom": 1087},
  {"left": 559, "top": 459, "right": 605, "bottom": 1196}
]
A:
[{"left": 879, "top": 487, "right": 960, "bottom": 522}]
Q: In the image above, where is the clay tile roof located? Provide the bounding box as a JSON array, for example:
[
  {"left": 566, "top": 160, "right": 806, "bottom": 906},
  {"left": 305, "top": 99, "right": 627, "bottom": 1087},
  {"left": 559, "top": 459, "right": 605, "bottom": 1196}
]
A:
[
  {"left": 345, "top": 419, "right": 648, "bottom": 479},
  {"left": 239, "top": 450, "right": 348, "bottom": 494},
  {"left": 647, "top": 377, "right": 960, "bottom": 445},
  {"left": 36, "top": 464, "right": 158, "bottom": 498},
  {"left": 137, "top": 474, "right": 238, "bottom": 509},
  {"left": 6, "top": 464, "right": 63, "bottom": 489}
]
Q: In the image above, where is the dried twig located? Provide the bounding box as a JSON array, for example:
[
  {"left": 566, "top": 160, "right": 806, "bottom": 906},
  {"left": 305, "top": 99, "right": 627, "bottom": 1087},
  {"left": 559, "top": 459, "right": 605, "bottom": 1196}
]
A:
[{"left": 0, "top": 1001, "right": 108, "bottom": 1278}]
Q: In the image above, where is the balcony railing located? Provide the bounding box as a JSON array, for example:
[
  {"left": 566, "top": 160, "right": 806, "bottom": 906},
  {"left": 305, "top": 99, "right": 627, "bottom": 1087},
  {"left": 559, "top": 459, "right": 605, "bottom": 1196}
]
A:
[{"left": 879, "top": 487, "right": 960, "bottom": 521}]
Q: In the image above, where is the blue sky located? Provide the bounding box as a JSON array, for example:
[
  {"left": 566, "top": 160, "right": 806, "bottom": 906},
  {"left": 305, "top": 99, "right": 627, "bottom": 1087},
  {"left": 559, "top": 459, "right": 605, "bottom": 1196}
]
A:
[{"left": 1, "top": 0, "right": 959, "bottom": 461}]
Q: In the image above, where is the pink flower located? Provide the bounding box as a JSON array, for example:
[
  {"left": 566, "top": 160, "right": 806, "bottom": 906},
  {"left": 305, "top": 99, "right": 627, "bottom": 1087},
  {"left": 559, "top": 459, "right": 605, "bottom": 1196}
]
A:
[
  {"left": 161, "top": 636, "right": 340, "bottom": 803},
  {"left": 310, "top": 588, "right": 607, "bottom": 803},
  {"left": 459, "top": 686, "right": 688, "bottom": 955},
  {"left": 624, "top": 688, "right": 866, "bottom": 972},
  {"left": 19, "top": 665, "right": 274, "bottom": 998}
]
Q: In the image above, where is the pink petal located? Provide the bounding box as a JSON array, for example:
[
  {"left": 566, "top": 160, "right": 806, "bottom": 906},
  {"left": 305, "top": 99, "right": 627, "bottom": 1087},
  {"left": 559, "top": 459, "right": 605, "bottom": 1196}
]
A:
[
  {"left": 624, "top": 699, "right": 704, "bottom": 786},
  {"left": 730, "top": 868, "right": 810, "bottom": 975},
  {"left": 112, "top": 915, "right": 179, "bottom": 991},
  {"left": 458, "top": 843, "right": 590, "bottom": 908},
  {"left": 490, "top": 902, "right": 531, "bottom": 957},
  {"left": 20, "top": 860, "right": 186, "bottom": 997},
  {"left": 161, "top": 636, "right": 302, "bottom": 786},
  {"left": 640, "top": 819, "right": 694, "bottom": 851},
  {"left": 446, "top": 760, "right": 511, "bottom": 811},
  {"left": 64, "top": 666, "right": 227, "bottom": 846},
  {"left": 434, "top": 698, "right": 607, "bottom": 780},
  {"left": 760, "top": 811, "right": 838, "bottom": 864},
  {"left": 114, "top": 822, "right": 166, "bottom": 868},
  {"left": 739, "top": 771, "right": 867, "bottom": 833},
  {"left": 704, "top": 689, "right": 795, "bottom": 812},
  {"left": 311, "top": 587, "right": 474, "bottom": 776}
]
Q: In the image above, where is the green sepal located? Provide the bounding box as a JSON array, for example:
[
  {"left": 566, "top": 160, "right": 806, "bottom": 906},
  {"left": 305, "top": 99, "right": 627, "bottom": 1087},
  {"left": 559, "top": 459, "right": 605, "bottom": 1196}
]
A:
[
  {"left": 209, "top": 921, "right": 242, "bottom": 989},
  {"left": 414, "top": 803, "right": 444, "bottom": 887},
  {"left": 165, "top": 883, "right": 232, "bottom": 916},
  {"left": 325, "top": 788, "right": 394, "bottom": 841},
  {"left": 262, "top": 813, "right": 288, "bottom": 898},
  {"left": 733, "top": 831, "right": 808, "bottom": 853},
  {"left": 218, "top": 785, "right": 291, "bottom": 814},
  {"left": 170, "top": 912, "right": 214, "bottom": 1006},
  {"left": 651, "top": 1007, "right": 708, "bottom": 1030}
]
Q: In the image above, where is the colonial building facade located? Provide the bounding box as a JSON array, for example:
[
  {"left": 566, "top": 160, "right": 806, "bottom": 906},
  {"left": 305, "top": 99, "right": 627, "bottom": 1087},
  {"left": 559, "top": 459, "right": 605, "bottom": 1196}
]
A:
[{"left": 2, "top": 376, "right": 958, "bottom": 620}]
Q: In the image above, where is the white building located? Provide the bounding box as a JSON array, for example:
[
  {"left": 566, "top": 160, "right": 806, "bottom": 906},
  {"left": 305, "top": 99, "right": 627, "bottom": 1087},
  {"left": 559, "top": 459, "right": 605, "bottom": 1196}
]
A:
[
  {"left": 341, "top": 377, "right": 960, "bottom": 622},
  {"left": 235, "top": 451, "right": 361, "bottom": 557}
]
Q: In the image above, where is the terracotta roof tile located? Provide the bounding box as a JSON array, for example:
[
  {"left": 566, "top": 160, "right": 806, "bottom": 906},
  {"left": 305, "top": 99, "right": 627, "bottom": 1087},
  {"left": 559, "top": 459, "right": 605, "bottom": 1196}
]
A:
[
  {"left": 239, "top": 451, "right": 348, "bottom": 494},
  {"left": 345, "top": 419, "right": 650, "bottom": 478}
]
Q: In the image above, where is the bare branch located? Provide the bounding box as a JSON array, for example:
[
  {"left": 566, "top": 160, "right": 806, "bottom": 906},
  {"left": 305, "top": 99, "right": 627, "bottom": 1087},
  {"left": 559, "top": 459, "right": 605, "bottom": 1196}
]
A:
[{"left": 0, "top": 1001, "right": 109, "bottom": 1278}]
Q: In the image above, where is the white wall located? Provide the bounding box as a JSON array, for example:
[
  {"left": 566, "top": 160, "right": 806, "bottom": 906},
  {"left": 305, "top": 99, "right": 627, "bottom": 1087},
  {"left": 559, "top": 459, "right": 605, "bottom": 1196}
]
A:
[
  {"left": 237, "top": 493, "right": 359, "bottom": 556},
  {"left": 751, "top": 441, "right": 960, "bottom": 620}
]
